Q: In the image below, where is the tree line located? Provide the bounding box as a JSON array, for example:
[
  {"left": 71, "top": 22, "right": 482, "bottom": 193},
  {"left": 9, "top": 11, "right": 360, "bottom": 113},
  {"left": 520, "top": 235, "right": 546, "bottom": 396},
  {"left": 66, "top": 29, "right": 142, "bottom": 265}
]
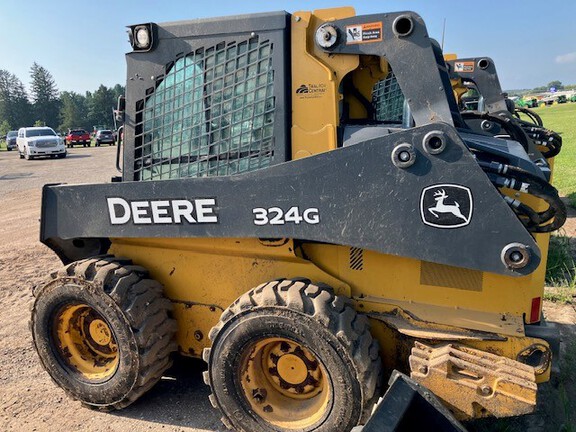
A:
[{"left": 0, "top": 63, "right": 124, "bottom": 136}]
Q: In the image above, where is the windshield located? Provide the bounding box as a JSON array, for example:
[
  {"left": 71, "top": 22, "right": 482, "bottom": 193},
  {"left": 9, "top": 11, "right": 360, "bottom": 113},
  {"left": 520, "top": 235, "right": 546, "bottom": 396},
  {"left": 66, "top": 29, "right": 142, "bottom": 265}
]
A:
[
  {"left": 25, "top": 128, "right": 56, "bottom": 137},
  {"left": 71, "top": 130, "right": 86, "bottom": 134},
  {"left": 7, "top": 131, "right": 17, "bottom": 137}
]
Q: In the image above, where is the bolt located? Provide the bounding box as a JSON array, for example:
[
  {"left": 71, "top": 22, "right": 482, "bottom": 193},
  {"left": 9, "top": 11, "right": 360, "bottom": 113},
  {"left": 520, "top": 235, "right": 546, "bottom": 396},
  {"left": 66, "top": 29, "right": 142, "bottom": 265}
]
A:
[
  {"left": 252, "top": 388, "right": 267, "bottom": 404},
  {"left": 480, "top": 385, "right": 492, "bottom": 396},
  {"left": 194, "top": 330, "right": 203, "bottom": 341},
  {"left": 295, "top": 16, "right": 301, "bottom": 22},
  {"left": 399, "top": 151, "right": 410, "bottom": 162},
  {"left": 510, "top": 251, "right": 523, "bottom": 263},
  {"left": 418, "top": 365, "right": 428, "bottom": 374}
]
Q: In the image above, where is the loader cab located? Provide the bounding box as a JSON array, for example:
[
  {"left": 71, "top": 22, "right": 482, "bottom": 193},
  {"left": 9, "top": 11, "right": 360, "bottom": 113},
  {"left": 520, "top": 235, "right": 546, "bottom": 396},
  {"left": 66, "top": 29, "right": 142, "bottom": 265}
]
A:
[{"left": 121, "top": 8, "right": 470, "bottom": 181}]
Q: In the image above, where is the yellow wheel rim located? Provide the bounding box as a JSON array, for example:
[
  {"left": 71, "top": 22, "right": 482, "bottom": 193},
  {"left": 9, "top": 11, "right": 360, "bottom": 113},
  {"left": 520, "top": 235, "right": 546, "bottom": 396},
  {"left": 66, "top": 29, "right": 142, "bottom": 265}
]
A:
[
  {"left": 241, "top": 337, "right": 331, "bottom": 429},
  {"left": 53, "top": 303, "right": 119, "bottom": 381}
]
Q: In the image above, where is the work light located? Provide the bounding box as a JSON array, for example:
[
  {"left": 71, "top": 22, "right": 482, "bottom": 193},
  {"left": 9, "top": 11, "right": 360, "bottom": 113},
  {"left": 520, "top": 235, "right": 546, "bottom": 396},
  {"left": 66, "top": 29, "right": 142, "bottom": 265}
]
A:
[{"left": 128, "top": 23, "right": 155, "bottom": 52}]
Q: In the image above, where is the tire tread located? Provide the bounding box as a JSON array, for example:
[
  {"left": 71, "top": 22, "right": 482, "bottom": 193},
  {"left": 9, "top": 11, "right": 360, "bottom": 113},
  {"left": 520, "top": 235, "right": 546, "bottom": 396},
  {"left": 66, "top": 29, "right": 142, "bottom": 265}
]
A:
[{"left": 32, "top": 256, "right": 177, "bottom": 410}]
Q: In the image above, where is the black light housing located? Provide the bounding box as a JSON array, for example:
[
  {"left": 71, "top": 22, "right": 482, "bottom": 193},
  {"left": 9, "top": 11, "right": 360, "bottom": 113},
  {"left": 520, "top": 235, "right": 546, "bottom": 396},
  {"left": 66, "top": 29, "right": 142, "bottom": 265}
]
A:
[{"left": 128, "top": 23, "right": 156, "bottom": 52}]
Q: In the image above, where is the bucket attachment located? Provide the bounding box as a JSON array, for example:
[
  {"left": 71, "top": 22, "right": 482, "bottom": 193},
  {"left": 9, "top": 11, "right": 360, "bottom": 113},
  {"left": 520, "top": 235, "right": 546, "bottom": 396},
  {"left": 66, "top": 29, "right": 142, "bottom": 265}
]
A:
[{"left": 356, "top": 371, "right": 466, "bottom": 432}]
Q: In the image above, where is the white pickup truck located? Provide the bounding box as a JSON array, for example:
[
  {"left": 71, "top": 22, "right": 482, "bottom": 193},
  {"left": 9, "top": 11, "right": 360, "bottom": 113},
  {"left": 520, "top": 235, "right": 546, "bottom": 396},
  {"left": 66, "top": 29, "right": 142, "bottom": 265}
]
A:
[{"left": 17, "top": 127, "right": 66, "bottom": 160}]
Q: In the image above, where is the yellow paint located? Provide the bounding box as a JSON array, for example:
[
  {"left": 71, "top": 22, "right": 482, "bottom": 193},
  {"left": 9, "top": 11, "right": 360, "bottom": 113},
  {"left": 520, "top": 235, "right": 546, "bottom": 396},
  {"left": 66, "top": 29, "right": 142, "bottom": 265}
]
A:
[
  {"left": 291, "top": 8, "right": 359, "bottom": 158},
  {"left": 54, "top": 304, "right": 119, "bottom": 381},
  {"left": 109, "top": 238, "right": 351, "bottom": 355},
  {"left": 277, "top": 354, "right": 309, "bottom": 385},
  {"left": 241, "top": 337, "right": 329, "bottom": 428}
]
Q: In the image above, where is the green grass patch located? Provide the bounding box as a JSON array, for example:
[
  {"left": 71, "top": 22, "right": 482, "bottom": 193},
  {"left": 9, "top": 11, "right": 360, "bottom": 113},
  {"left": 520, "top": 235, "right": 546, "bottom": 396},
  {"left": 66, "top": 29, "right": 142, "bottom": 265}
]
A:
[
  {"left": 532, "top": 103, "right": 576, "bottom": 197},
  {"left": 568, "top": 192, "right": 576, "bottom": 209},
  {"left": 545, "top": 233, "right": 576, "bottom": 299}
]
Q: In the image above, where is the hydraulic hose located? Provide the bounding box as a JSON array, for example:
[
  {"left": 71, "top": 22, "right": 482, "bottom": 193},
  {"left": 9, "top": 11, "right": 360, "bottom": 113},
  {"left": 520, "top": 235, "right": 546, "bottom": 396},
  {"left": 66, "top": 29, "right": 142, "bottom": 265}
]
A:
[
  {"left": 520, "top": 125, "right": 562, "bottom": 158},
  {"left": 461, "top": 111, "right": 530, "bottom": 152},
  {"left": 479, "top": 160, "right": 567, "bottom": 233},
  {"left": 514, "top": 107, "right": 543, "bottom": 127}
]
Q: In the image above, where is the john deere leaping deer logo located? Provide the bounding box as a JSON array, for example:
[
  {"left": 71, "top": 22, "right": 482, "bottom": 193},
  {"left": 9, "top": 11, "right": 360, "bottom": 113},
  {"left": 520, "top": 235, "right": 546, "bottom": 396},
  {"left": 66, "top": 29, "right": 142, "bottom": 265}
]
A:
[{"left": 420, "top": 184, "right": 473, "bottom": 228}]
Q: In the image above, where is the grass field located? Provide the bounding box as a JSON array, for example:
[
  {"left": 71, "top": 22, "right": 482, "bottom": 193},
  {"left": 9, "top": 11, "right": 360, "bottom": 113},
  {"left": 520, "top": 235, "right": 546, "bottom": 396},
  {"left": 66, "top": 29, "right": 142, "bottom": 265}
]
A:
[{"left": 532, "top": 103, "right": 576, "bottom": 204}]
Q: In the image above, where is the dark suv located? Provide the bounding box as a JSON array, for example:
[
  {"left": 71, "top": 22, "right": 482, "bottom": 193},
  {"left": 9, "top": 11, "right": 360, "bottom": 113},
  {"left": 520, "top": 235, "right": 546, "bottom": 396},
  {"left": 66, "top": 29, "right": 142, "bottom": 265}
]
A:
[
  {"left": 5, "top": 130, "right": 17, "bottom": 150},
  {"left": 95, "top": 130, "right": 115, "bottom": 146}
]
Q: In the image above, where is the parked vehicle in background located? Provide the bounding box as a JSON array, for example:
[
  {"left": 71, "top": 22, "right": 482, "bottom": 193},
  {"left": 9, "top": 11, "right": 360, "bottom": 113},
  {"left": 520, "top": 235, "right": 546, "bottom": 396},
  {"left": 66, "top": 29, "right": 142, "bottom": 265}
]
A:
[
  {"left": 65, "top": 129, "right": 91, "bottom": 147},
  {"left": 95, "top": 129, "right": 115, "bottom": 146},
  {"left": 5, "top": 130, "right": 18, "bottom": 151},
  {"left": 16, "top": 127, "right": 66, "bottom": 160}
]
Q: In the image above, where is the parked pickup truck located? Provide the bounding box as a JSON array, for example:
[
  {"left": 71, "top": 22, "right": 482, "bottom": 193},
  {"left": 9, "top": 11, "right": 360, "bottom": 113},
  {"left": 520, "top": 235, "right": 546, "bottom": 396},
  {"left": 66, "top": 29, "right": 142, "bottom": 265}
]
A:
[{"left": 65, "top": 129, "right": 91, "bottom": 147}]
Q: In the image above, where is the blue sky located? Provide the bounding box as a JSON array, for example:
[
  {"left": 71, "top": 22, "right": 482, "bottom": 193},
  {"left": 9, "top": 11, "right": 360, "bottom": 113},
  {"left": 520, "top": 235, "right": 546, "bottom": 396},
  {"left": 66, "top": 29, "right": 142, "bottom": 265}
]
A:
[{"left": 1, "top": 0, "right": 575, "bottom": 93}]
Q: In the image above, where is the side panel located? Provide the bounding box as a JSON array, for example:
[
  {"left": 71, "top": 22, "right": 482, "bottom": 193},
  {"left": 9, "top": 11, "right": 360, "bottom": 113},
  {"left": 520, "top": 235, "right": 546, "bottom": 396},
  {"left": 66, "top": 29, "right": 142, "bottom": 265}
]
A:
[{"left": 108, "top": 238, "right": 351, "bottom": 356}]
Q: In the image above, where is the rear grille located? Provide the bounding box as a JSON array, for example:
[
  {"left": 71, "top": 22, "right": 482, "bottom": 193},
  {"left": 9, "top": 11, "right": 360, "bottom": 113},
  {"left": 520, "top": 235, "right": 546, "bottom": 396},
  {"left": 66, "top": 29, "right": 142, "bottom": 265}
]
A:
[
  {"left": 134, "top": 36, "right": 275, "bottom": 180},
  {"left": 372, "top": 70, "right": 405, "bottom": 123}
]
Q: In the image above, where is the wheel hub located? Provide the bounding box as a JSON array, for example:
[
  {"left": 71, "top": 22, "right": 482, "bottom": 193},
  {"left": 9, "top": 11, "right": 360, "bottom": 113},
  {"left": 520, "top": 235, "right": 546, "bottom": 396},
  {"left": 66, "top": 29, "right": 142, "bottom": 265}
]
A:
[
  {"left": 241, "top": 337, "right": 330, "bottom": 429},
  {"left": 276, "top": 354, "right": 308, "bottom": 385},
  {"left": 265, "top": 341, "right": 322, "bottom": 396},
  {"left": 53, "top": 303, "right": 119, "bottom": 381},
  {"left": 88, "top": 319, "right": 112, "bottom": 346}
]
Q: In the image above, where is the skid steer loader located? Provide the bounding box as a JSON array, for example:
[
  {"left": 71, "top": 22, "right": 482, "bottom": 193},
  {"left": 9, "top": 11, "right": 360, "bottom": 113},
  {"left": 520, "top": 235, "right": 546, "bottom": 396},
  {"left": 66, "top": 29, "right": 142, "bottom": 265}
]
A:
[
  {"left": 446, "top": 55, "right": 562, "bottom": 161},
  {"left": 31, "top": 7, "right": 565, "bottom": 431}
]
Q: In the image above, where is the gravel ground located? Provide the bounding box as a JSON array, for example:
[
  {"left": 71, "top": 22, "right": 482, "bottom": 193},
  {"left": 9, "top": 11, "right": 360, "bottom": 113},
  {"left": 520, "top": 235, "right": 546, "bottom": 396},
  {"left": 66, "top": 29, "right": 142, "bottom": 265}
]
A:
[
  {"left": 0, "top": 146, "right": 222, "bottom": 432},
  {"left": 0, "top": 145, "right": 574, "bottom": 432}
]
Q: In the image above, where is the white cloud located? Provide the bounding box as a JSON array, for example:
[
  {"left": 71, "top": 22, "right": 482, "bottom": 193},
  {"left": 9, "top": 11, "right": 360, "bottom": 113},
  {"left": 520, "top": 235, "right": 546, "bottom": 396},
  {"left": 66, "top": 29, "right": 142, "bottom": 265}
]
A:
[{"left": 555, "top": 52, "right": 576, "bottom": 64}]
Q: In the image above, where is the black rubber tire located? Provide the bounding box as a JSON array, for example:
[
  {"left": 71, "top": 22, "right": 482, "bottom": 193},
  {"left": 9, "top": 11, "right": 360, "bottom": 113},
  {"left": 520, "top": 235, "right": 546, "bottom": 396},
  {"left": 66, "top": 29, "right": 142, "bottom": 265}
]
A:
[
  {"left": 203, "top": 279, "right": 382, "bottom": 432},
  {"left": 57, "top": 153, "right": 66, "bottom": 158},
  {"left": 31, "top": 256, "right": 177, "bottom": 409}
]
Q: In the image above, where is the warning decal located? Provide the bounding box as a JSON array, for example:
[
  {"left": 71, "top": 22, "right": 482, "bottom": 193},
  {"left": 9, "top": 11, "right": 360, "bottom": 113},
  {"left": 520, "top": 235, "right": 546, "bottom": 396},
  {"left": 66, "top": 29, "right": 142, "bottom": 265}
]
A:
[
  {"left": 454, "top": 61, "right": 475, "bottom": 73},
  {"left": 346, "top": 22, "right": 383, "bottom": 44}
]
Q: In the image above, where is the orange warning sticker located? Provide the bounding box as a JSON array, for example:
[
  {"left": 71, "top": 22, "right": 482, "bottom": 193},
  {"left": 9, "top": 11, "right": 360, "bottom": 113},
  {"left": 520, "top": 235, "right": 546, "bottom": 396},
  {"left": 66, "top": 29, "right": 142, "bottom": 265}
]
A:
[
  {"left": 454, "top": 61, "right": 475, "bottom": 73},
  {"left": 345, "top": 22, "right": 383, "bottom": 44}
]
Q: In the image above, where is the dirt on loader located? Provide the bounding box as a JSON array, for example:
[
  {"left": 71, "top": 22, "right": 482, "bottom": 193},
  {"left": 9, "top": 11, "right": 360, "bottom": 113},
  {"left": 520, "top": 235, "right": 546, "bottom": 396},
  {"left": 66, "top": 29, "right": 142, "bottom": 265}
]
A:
[{"left": 0, "top": 147, "right": 575, "bottom": 432}]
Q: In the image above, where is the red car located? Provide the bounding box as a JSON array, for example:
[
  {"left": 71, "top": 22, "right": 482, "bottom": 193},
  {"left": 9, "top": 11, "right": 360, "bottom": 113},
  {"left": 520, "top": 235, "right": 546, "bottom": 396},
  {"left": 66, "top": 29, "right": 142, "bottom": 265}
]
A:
[{"left": 65, "top": 129, "right": 91, "bottom": 148}]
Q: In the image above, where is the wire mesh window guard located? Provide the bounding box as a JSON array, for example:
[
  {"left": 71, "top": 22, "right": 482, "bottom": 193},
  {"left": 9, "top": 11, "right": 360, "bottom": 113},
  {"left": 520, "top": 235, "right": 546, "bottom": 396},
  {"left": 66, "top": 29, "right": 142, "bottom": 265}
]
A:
[
  {"left": 372, "top": 70, "right": 405, "bottom": 123},
  {"left": 134, "top": 36, "right": 275, "bottom": 180}
]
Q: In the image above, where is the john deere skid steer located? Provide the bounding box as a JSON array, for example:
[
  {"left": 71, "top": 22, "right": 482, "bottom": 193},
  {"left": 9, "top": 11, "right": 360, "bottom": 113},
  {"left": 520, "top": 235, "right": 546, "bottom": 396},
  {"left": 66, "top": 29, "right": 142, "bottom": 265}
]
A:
[
  {"left": 446, "top": 55, "right": 562, "bottom": 161},
  {"left": 32, "top": 7, "right": 565, "bottom": 431}
]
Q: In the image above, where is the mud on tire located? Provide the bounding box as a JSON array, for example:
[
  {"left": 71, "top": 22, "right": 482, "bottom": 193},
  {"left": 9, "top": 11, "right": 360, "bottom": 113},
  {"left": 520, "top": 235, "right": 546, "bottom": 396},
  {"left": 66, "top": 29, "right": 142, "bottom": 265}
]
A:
[
  {"left": 31, "top": 256, "right": 177, "bottom": 409},
  {"left": 203, "top": 279, "right": 382, "bottom": 432}
]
